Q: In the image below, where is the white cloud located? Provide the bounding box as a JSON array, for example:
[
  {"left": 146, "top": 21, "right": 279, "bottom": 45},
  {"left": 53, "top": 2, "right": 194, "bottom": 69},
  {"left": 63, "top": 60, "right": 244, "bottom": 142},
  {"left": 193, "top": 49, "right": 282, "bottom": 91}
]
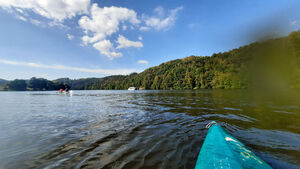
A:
[
  {"left": 153, "top": 6, "right": 164, "bottom": 17},
  {"left": 30, "top": 18, "right": 43, "bottom": 26},
  {"left": 0, "top": 59, "right": 134, "bottom": 75},
  {"left": 78, "top": 4, "right": 140, "bottom": 43},
  {"left": 15, "top": 8, "right": 25, "bottom": 14},
  {"left": 67, "top": 34, "right": 74, "bottom": 40},
  {"left": 138, "top": 36, "right": 143, "bottom": 41},
  {"left": 142, "top": 6, "right": 183, "bottom": 31},
  {"left": 0, "top": 0, "right": 91, "bottom": 22},
  {"left": 78, "top": 3, "right": 140, "bottom": 58},
  {"left": 48, "top": 21, "right": 69, "bottom": 29},
  {"left": 137, "top": 60, "right": 149, "bottom": 64},
  {"left": 93, "top": 40, "right": 122, "bottom": 59},
  {"left": 1, "top": 2, "right": 183, "bottom": 60},
  {"left": 139, "top": 26, "right": 150, "bottom": 31},
  {"left": 16, "top": 15, "right": 27, "bottom": 21},
  {"left": 116, "top": 35, "right": 143, "bottom": 49}
]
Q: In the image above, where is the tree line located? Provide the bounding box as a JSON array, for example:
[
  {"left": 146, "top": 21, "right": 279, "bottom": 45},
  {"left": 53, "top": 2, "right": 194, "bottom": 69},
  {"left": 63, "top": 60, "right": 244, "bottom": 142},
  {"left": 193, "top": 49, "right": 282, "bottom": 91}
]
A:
[
  {"left": 3, "top": 77, "right": 70, "bottom": 91},
  {"left": 66, "top": 30, "right": 300, "bottom": 90},
  {"left": 2, "top": 30, "right": 300, "bottom": 91}
]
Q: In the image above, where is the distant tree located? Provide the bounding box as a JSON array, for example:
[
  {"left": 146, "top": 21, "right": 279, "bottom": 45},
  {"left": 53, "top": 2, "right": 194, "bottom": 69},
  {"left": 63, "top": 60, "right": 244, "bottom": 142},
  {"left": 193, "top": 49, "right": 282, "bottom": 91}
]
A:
[
  {"left": 7, "top": 29, "right": 295, "bottom": 91},
  {"left": 6, "top": 79, "right": 27, "bottom": 91},
  {"left": 151, "top": 76, "right": 160, "bottom": 89},
  {"left": 28, "top": 77, "right": 56, "bottom": 90}
]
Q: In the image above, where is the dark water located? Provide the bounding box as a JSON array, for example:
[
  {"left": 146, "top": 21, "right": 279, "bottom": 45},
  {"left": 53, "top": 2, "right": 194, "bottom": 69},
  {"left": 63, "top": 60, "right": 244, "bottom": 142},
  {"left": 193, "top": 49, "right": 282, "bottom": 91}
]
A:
[{"left": 0, "top": 90, "right": 299, "bottom": 169}]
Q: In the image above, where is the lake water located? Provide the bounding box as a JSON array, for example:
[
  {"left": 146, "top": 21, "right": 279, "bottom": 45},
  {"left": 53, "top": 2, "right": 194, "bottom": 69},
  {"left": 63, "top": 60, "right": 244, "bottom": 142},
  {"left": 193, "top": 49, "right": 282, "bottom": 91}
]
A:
[{"left": 0, "top": 90, "right": 299, "bottom": 169}]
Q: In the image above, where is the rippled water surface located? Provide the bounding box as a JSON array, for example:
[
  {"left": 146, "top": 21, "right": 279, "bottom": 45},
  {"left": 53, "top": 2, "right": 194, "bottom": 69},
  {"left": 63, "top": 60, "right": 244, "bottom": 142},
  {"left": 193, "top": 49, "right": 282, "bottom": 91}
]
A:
[{"left": 0, "top": 90, "right": 299, "bottom": 169}]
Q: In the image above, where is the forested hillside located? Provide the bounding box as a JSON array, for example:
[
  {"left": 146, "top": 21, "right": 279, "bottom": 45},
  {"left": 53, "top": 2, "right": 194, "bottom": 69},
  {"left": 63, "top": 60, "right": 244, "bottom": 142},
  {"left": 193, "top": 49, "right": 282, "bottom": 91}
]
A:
[
  {"left": 2, "top": 78, "right": 69, "bottom": 91},
  {"left": 0, "top": 79, "right": 8, "bottom": 90},
  {"left": 62, "top": 30, "right": 300, "bottom": 90},
  {"left": 0, "top": 79, "right": 8, "bottom": 86},
  {"left": 2, "top": 30, "right": 300, "bottom": 91}
]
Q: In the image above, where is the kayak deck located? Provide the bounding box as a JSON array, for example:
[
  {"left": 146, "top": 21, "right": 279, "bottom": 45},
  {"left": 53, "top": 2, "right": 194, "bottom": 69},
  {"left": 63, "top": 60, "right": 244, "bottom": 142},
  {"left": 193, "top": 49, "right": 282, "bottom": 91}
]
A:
[{"left": 195, "top": 122, "right": 273, "bottom": 169}]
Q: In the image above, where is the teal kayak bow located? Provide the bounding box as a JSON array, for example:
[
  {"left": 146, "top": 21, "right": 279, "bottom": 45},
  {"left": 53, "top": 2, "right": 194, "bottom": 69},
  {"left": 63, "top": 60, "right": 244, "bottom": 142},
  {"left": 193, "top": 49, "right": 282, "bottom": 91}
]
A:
[{"left": 195, "top": 122, "right": 273, "bottom": 169}]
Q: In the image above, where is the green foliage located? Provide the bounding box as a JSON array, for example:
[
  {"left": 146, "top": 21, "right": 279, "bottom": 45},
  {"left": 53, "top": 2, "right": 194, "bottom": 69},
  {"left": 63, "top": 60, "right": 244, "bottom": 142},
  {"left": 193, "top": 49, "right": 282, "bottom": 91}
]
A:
[
  {"left": 5, "top": 77, "right": 67, "bottom": 91},
  {"left": 27, "top": 77, "right": 69, "bottom": 91},
  {"left": 75, "top": 30, "right": 298, "bottom": 90},
  {"left": 3, "top": 30, "right": 300, "bottom": 91},
  {"left": 0, "top": 79, "right": 8, "bottom": 86},
  {"left": 0, "top": 79, "right": 9, "bottom": 90},
  {"left": 6, "top": 79, "right": 27, "bottom": 91}
]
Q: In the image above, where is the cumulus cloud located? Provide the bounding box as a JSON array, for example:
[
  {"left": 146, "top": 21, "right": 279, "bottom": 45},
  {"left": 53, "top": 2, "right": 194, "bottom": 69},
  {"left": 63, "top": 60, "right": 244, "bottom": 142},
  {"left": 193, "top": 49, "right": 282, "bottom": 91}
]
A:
[
  {"left": 93, "top": 40, "right": 122, "bottom": 59},
  {"left": 0, "top": 59, "right": 134, "bottom": 75},
  {"left": 116, "top": 35, "right": 143, "bottom": 49},
  {"left": 78, "top": 3, "right": 140, "bottom": 44},
  {"left": 78, "top": 3, "right": 141, "bottom": 58},
  {"left": 137, "top": 60, "right": 149, "bottom": 64},
  {"left": 0, "top": 0, "right": 91, "bottom": 22},
  {"left": 67, "top": 34, "right": 74, "bottom": 40},
  {"left": 0, "top": 2, "right": 184, "bottom": 60},
  {"left": 141, "top": 6, "right": 183, "bottom": 31}
]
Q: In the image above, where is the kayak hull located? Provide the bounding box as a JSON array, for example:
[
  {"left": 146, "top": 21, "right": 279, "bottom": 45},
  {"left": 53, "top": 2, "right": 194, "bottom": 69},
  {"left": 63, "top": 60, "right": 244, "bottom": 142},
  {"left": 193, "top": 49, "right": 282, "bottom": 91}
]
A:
[{"left": 195, "top": 122, "right": 273, "bottom": 169}]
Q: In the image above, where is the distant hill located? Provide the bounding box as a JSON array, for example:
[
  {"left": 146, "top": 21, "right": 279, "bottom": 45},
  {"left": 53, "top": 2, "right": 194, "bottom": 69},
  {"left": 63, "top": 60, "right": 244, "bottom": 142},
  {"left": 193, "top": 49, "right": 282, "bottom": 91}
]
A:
[
  {"left": 0, "top": 79, "right": 8, "bottom": 86},
  {"left": 0, "top": 79, "right": 8, "bottom": 90},
  {"left": 60, "top": 30, "right": 300, "bottom": 90},
  {"left": 4, "top": 30, "right": 300, "bottom": 91},
  {"left": 54, "top": 77, "right": 103, "bottom": 90}
]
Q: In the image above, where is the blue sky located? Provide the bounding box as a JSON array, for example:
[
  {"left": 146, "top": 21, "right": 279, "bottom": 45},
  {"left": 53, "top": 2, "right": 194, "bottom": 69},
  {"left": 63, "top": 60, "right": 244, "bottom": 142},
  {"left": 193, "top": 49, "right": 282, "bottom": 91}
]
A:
[{"left": 0, "top": 0, "right": 300, "bottom": 80}]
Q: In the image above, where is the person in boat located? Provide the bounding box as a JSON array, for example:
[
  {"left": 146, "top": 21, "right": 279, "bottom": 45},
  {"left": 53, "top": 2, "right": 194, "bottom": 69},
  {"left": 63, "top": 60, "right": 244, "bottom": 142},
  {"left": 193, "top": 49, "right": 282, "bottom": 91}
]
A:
[{"left": 59, "top": 89, "right": 63, "bottom": 93}]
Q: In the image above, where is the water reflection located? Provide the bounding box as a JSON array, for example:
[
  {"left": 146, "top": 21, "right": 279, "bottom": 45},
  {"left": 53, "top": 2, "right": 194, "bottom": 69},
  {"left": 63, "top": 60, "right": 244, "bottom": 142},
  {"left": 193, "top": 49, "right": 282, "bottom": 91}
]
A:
[{"left": 0, "top": 90, "right": 299, "bottom": 169}]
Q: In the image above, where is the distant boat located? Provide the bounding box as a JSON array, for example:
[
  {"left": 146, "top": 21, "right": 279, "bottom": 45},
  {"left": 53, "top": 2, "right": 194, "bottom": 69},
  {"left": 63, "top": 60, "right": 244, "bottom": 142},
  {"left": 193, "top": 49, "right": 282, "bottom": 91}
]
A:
[{"left": 128, "top": 87, "right": 137, "bottom": 90}]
